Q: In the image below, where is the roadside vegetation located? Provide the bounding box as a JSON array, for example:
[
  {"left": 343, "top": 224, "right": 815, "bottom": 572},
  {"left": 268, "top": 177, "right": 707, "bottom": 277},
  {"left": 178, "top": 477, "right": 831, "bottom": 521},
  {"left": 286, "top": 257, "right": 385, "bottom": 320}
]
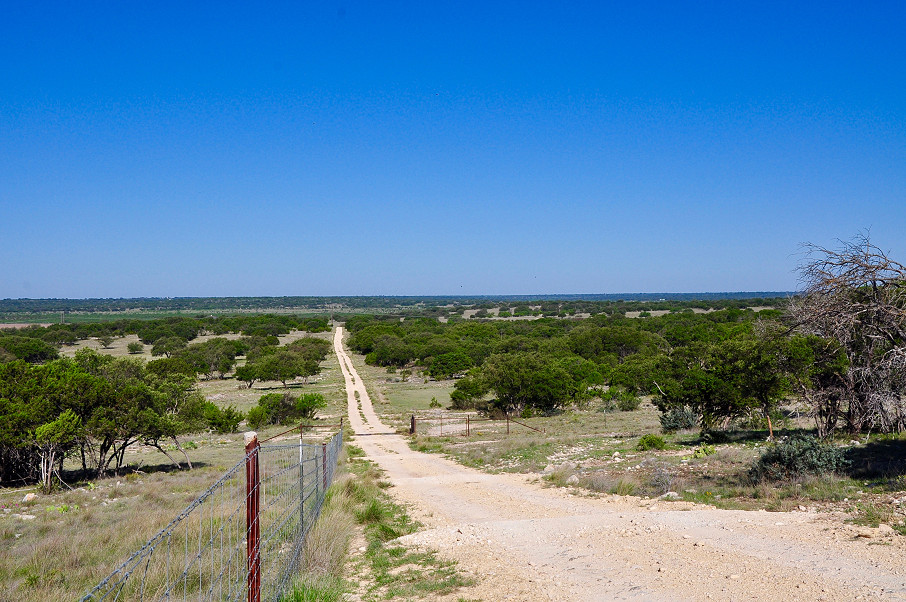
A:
[{"left": 287, "top": 444, "right": 473, "bottom": 602}]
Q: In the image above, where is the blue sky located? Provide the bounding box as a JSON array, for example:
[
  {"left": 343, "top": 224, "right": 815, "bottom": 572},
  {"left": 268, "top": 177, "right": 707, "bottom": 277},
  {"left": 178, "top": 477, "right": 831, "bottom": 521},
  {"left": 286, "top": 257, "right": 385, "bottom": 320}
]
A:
[{"left": 1, "top": 1, "right": 904, "bottom": 298}]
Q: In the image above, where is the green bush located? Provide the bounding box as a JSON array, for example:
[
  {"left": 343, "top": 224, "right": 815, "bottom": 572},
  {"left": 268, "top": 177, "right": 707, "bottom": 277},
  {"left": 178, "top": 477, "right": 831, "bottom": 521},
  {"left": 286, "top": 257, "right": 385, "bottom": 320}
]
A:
[
  {"left": 0, "top": 336, "right": 59, "bottom": 363},
  {"left": 203, "top": 402, "right": 244, "bottom": 433},
  {"left": 246, "top": 406, "right": 269, "bottom": 430},
  {"left": 616, "top": 395, "right": 641, "bottom": 412},
  {"left": 248, "top": 392, "right": 328, "bottom": 428},
  {"left": 295, "top": 393, "right": 327, "bottom": 420},
  {"left": 602, "top": 387, "right": 641, "bottom": 412},
  {"left": 637, "top": 434, "right": 667, "bottom": 451},
  {"left": 692, "top": 444, "right": 716, "bottom": 458},
  {"left": 749, "top": 435, "right": 850, "bottom": 482},
  {"left": 127, "top": 341, "right": 144, "bottom": 354},
  {"left": 659, "top": 406, "right": 698, "bottom": 433}
]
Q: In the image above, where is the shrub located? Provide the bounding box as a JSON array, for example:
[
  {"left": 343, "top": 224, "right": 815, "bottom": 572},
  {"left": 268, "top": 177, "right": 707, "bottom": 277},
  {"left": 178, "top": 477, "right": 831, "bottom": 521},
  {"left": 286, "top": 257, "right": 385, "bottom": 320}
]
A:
[
  {"left": 449, "top": 375, "right": 487, "bottom": 410},
  {"left": 248, "top": 392, "right": 327, "bottom": 428},
  {"left": 602, "top": 386, "right": 641, "bottom": 412},
  {"left": 637, "top": 434, "right": 667, "bottom": 451},
  {"left": 659, "top": 406, "right": 698, "bottom": 433},
  {"left": 616, "top": 395, "right": 641, "bottom": 412},
  {"left": 203, "top": 402, "right": 244, "bottom": 433},
  {"left": 649, "top": 464, "right": 675, "bottom": 494},
  {"left": 692, "top": 444, "right": 716, "bottom": 458},
  {"left": 247, "top": 406, "right": 269, "bottom": 430},
  {"left": 127, "top": 342, "right": 144, "bottom": 354},
  {"left": 0, "top": 336, "right": 58, "bottom": 363},
  {"left": 295, "top": 393, "right": 327, "bottom": 420},
  {"left": 146, "top": 356, "right": 197, "bottom": 377},
  {"left": 749, "top": 435, "right": 850, "bottom": 482}
]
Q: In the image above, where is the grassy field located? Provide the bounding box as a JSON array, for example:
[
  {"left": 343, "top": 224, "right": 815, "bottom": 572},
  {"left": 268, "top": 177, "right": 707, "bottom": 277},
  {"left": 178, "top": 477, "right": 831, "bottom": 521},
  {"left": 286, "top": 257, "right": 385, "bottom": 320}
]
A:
[
  {"left": 348, "top": 353, "right": 457, "bottom": 432},
  {"left": 6, "top": 329, "right": 906, "bottom": 599},
  {"left": 1, "top": 429, "right": 249, "bottom": 600},
  {"left": 1, "top": 329, "right": 349, "bottom": 601}
]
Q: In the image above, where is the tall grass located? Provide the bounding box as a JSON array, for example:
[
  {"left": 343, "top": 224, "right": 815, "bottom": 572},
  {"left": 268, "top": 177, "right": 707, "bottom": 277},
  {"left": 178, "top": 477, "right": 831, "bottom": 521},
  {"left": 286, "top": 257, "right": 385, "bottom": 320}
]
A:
[{"left": 1, "top": 462, "right": 232, "bottom": 601}]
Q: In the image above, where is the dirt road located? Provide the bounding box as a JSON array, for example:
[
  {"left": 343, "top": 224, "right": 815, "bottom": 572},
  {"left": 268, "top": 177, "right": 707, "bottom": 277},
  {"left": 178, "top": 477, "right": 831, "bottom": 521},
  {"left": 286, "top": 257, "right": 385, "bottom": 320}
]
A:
[{"left": 334, "top": 327, "right": 906, "bottom": 601}]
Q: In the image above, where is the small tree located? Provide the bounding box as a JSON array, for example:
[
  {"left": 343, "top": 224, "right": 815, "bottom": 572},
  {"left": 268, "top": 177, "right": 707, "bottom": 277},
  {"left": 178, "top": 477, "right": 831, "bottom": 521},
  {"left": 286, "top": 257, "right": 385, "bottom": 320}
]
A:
[
  {"left": 34, "top": 409, "right": 81, "bottom": 492},
  {"left": 97, "top": 335, "right": 115, "bottom": 349},
  {"left": 790, "top": 234, "right": 906, "bottom": 434},
  {"left": 152, "top": 336, "right": 187, "bottom": 358},
  {"left": 481, "top": 352, "right": 575, "bottom": 415},
  {"left": 254, "top": 349, "right": 307, "bottom": 388},
  {"left": 127, "top": 342, "right": 144, "bottom": 354},
  {"left": 234, "top": 364, "right": 259, "bottom": 388},
  {"left": 247, "top": 391, "right": 326, "bottom": 427}
]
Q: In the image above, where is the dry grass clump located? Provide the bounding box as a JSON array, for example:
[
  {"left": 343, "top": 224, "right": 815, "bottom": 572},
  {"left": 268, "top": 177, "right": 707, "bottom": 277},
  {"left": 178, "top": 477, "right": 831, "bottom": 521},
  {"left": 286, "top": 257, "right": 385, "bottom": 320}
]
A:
[
  {"left": 577, "top": 472, "right": 641, "bottom": 496},
  {"left": 301, "top": 474, "right": 357, "bottom": 577}
]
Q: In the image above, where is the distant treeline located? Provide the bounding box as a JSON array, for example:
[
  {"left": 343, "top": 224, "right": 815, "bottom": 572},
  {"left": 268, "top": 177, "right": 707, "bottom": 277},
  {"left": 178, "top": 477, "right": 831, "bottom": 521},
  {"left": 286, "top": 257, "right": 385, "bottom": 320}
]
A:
[
  {"left": 0, "top": 315, "right": 330, "bottom": 354},
  {"left": 344, "top": 303, "right": 890, "bottom": 439},
  {"left": 0, "top": 293, "right": 793, "bottom": 315}
]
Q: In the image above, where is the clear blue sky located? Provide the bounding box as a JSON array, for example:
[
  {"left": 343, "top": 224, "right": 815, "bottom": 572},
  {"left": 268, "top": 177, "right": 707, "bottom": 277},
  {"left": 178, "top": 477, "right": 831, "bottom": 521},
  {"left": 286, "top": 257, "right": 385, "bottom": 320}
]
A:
[{"left": 2, "top": 2, "right": 904, "bottom": 298}]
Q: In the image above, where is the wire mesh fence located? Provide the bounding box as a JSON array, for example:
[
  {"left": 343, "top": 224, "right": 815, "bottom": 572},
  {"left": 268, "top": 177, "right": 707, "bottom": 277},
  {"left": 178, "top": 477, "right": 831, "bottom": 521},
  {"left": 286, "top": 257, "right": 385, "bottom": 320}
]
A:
[
  {"left": 80, "top": 429, "right": 343, "bottom": 602},
  {"left": 410, "top": 412, "right": 545, "bottom": 437}
]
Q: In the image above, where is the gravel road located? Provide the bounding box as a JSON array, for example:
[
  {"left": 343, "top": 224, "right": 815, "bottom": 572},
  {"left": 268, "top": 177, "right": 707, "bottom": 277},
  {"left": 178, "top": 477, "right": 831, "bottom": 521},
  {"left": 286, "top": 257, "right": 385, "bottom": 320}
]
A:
[{"left": 334, "top": 327, "right": 906, "bottom": 601}]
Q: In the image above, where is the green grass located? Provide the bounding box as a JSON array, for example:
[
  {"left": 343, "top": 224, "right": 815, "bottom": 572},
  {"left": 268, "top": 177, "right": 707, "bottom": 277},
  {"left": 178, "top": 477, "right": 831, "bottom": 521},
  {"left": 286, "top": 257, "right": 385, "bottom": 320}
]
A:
[
  {"left": 386, "top": 387, "right": 454, "bottom": 413},
  {"left": 284, "top": 576, "right": 345, "bottom": 602},
  {"left": 340, "top": 452, "right": 473, "bottom": 601}
]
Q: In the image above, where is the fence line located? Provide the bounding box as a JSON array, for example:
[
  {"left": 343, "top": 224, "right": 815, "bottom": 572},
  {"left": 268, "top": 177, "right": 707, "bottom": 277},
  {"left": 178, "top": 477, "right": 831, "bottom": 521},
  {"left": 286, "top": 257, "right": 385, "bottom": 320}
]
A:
[
  {"left": 80, "top": 429, "right": 343, "bottom": 602},
  {"left": 410, "top": 413, "right": 545, "bottom": 437}
]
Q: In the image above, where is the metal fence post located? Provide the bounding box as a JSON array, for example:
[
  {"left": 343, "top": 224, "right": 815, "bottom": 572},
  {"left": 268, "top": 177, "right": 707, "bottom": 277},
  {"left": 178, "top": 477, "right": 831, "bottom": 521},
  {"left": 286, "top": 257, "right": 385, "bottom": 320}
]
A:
[
  {"left": 410, "top": 415, "right": 416, "bottom": 435},
  {"left": 321, "top": 442, "right": 328, "bottom": 493},
  {"left": 299, "top": 425, "right": 305, "bottom": 537},
  {"left": 245, "top": 432, "right": 261, "bottom": 602},
  {"left": 467, "top": 414, "right": 470, "bottom": 437}
]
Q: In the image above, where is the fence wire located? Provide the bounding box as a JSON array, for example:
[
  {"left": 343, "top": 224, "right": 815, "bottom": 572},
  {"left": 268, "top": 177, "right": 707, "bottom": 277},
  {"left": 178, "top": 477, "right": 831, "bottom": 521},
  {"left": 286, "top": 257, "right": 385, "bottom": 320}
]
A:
[{"left": 81, "top": 430, "right": 343, "bottom": 602}]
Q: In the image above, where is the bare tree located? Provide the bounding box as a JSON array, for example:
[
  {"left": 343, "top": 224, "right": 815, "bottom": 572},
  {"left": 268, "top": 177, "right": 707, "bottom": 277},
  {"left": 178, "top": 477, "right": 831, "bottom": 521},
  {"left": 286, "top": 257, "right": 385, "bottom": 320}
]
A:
[{"left": 789, "top": 233, "right": 906, "bottom": 435}]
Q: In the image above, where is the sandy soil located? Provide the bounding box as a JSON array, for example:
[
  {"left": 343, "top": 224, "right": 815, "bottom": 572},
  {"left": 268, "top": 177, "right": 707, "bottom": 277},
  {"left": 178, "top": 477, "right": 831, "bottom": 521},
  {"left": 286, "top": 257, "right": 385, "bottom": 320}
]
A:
[{"left": 334, "top": 327, "right": 906, "bottom": 601}]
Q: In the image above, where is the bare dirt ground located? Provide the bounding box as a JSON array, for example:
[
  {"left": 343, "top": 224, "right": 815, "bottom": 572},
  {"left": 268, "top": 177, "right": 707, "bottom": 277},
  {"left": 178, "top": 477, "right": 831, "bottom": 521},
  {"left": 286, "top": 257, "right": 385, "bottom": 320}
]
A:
[{"left": 333, "top": 327, "right": 906, "bottom": 601}]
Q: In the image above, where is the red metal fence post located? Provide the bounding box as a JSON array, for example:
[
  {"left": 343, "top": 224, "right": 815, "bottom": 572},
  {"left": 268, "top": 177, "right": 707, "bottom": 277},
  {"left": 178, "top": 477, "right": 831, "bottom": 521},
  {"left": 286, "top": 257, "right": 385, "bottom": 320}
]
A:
[{"left": 245, "top": 432, "right": 261, "bottom": 602}]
